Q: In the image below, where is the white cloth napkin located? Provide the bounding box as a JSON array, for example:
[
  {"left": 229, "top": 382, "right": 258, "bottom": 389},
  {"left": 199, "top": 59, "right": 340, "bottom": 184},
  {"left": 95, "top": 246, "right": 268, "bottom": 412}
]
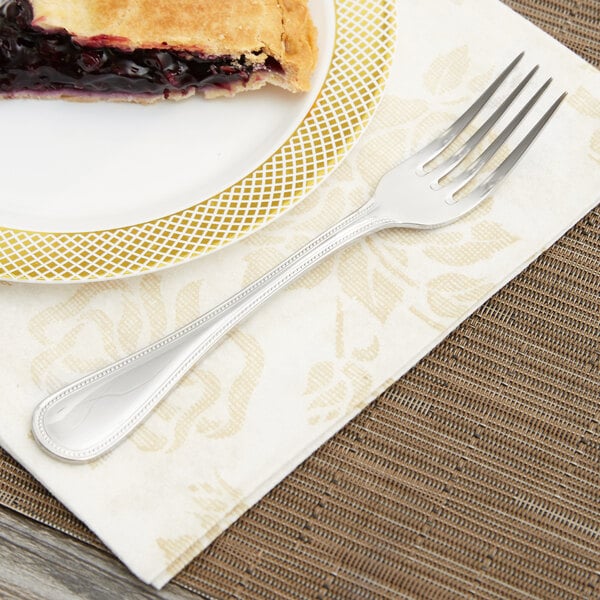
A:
[{"left": 1, "top": 0, "right": 599, "bottom": 588}]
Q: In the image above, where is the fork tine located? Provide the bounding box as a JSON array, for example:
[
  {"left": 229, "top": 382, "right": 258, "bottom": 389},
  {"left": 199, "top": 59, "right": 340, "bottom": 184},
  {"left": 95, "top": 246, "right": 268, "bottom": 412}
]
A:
[
  {"left": 450, "top": 92, "right": 567, "bottom": 217},
  {"left": 446, "top": 77, "right": 552, "bottom": 199},
  {"left": 430, "top": 65, "right": 539, "bottom": 188},
  {"left": 466, "top": 92, "right": 567, "bottom": 199},
  {"left": 414, "top": 52, "right": 524, "bottom": 170}
]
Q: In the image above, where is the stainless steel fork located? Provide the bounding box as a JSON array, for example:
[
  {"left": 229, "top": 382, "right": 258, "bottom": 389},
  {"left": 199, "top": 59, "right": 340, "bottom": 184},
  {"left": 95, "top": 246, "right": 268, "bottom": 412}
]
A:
[{"left": 32, "top": 53, "right": 566, "bottom": 462}]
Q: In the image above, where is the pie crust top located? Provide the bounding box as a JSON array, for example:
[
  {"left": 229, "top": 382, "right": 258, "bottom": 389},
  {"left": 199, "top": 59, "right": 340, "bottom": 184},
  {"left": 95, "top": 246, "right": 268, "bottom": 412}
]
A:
[{"left": 28, "top": 0, "right": 318, "bottom": 91}]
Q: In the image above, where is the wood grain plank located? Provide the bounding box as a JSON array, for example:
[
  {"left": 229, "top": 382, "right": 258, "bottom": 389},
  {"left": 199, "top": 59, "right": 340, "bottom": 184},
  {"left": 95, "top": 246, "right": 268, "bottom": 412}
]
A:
[{"left": 0, "top": 506, "right": 199, "bottom": 600}]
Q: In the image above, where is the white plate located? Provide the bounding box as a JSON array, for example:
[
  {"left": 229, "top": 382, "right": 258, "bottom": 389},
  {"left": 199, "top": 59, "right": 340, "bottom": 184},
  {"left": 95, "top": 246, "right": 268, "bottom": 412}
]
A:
[
  {"left": 0, "top": 0, "right": 397, "bottom": 281},
  {"left": 1, "top": 2, "right": 333, "bottom": 232}
]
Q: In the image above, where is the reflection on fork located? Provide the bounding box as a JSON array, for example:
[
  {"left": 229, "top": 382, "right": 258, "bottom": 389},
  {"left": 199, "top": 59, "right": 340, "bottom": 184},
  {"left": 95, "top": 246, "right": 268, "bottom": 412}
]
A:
[{"left": 32, "top": 52, "right": 566, "bottom": 462}]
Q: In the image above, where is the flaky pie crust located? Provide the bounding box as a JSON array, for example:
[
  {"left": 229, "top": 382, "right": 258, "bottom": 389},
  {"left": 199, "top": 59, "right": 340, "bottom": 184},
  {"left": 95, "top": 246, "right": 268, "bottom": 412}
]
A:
[{"left": 28, "top": 0, "right": 318, "bottom": 94}]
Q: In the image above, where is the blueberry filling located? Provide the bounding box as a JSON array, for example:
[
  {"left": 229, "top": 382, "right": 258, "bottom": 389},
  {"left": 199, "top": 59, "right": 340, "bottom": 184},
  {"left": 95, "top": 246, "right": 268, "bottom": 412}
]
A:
[{"left": 0, "top": 0, "right": 283, "bottom": 97}]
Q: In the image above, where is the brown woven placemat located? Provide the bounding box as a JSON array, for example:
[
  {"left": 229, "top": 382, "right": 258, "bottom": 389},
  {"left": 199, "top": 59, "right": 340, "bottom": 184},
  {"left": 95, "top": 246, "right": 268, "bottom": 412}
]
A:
[{"left": 2, "top": 2, "right": 599, "bottom": 598}]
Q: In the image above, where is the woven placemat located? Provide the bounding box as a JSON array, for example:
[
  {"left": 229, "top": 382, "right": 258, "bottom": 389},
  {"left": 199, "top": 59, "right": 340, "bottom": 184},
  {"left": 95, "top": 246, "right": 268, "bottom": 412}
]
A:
[{"left": 1, "top": 1, "right": 599, "bottom": 598}]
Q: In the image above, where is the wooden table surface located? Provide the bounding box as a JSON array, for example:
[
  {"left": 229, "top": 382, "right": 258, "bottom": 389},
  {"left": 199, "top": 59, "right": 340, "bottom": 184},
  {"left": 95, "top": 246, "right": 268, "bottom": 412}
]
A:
[{"left": 0, "top": 506, "right": 196, "bottom": 599}]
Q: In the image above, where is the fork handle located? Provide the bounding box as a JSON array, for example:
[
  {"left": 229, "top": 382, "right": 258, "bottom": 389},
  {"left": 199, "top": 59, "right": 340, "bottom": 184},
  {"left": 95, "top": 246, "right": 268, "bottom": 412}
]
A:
[{"left": 32, "top": 201, "right": 389, "bottom": 461}]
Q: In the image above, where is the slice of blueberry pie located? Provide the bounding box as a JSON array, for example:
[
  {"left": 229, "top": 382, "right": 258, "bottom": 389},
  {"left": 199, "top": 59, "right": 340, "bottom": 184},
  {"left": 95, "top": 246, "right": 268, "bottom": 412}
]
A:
[{"left": 0, "top": 0, "right": 318, "bottom": 102}]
